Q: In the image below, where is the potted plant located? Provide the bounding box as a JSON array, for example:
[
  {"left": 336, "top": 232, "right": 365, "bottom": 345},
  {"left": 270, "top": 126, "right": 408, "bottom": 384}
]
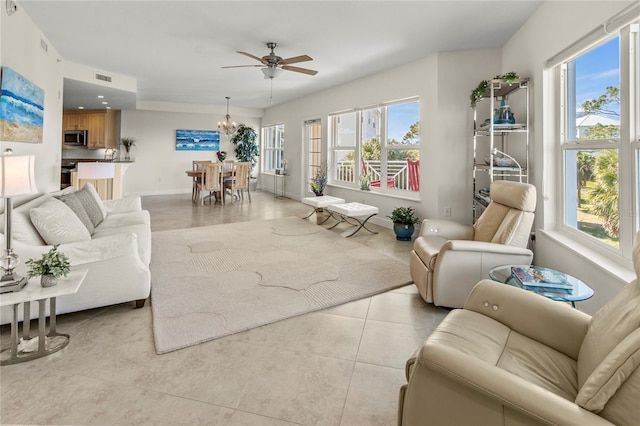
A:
[
  {"left": 121, "top": 137, "right": 136, "bottom": 160},
  {"left": 310, "top": 164, "right": 327, "bottom": 196},
  {"left": 359, "top": 174, "right": 371, "bottom": 190},
  {"left": 231, "top": 124, "right": 259, "bottom": 169},
  {"left": 25, "top": 245, "right": 71, "bottom": 287},
  {"left": 388, "top": 206, "right": 420, "bottom": 241},
  {"left": 216, "top": 150, "right": 227, "bottom": 162},
  {"left": 231, "top": 124, "right": 259, "bottom": 189}
]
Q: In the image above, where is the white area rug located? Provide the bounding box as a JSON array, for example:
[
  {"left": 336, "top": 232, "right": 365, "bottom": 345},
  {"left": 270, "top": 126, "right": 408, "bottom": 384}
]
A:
[{"left": 150, "top": 217, "right": 411, "bottom": 354}]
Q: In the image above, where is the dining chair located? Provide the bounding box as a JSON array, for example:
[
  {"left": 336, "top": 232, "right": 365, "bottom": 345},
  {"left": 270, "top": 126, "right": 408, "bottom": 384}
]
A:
[
  {"left": 224, "top": 162, "right": 251, "bottom": 202},
  {"left": 196, "top": 162, "right": 224, "bottom": 206},
  {"left": 192, "top": 160, "right": 213, "bottom": 202}
]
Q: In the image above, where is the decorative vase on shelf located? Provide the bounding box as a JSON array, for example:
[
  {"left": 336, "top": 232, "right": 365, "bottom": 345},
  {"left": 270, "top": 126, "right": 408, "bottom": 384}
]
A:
[
  {"left": 124, "top": 151, "right": 131, "bottom": 161},
  {"left": 41, "top": 274, "right": 58, "bottom": 288},
  {"left": 314, "top": 191, "right": 323, "bottom": 197}
]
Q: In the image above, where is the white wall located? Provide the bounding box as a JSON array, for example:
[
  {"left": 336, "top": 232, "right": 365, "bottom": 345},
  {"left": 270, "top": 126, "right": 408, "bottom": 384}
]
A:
[
  {"left": 0, "top": 2, "right": 64, "bottom": 194},
  {"left": 121, "top": 107, "right": 261, "bottom": 195},
  {"left": 501, "top": 0, "right": 635, "bottom": 313},
  {"left": 261, "top": 49, "right": 501, "bottom": 228}
]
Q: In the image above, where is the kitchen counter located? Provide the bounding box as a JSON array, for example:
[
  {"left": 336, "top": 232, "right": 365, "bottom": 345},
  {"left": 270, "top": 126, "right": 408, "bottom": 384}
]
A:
[
  {"left": 62, "top": 161, "right": 133, "bottom": 200},
  {"left": 61, "top": 159, "right": 134, "bottom": 192}
]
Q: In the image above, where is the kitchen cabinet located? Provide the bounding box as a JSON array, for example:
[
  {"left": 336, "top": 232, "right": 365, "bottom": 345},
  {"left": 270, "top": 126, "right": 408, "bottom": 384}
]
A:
[
  {"left": 63, "top": 113, "right": 89, "bottom": 131},
  {"left": 62, "top": 110, "right": 118, "bottom": 149}
]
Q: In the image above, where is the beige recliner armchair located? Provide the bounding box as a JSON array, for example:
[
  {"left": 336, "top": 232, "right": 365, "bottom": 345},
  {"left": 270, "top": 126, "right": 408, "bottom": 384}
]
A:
[
  {"left": 399, "top": 234, "right": 640, "bottom": 425},
  {"left": 409, "top": 180, "right": 536, "bottom": 308}
]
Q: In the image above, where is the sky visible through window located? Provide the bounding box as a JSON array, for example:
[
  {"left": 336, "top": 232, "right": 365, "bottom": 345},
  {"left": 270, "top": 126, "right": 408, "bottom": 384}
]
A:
[
  {"left": 388, "top": 102, "right": 419, "bottom": 142},
  {"left": 575, "top": 37, "right": 620, "bottom": 116}
]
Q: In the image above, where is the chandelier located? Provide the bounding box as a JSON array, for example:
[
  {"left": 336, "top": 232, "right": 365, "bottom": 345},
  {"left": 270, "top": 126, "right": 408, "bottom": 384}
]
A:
[{"left": 217, "top": 96, "right": 237, "bottom": 137}]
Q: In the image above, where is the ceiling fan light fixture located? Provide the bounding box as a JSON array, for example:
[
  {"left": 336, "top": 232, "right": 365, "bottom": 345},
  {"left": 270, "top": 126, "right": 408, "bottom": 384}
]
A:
[
  {"left": 217, "top": 96, "right": 237, "bottom": 137},
  {"left": 261, "top": 67, "right": 283, "bottom": 79}
]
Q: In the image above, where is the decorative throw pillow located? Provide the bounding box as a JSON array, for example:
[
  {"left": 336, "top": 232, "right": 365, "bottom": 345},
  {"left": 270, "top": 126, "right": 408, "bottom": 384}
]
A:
[
  {"left": 29, "top": 198, "right": 91, "bottom": 245},
  {"left": 57, "top": 183, "right": 106, "bottom": 228},
  {"left": 56, "top": 193, "right": 95, "bottom": 234},
  {"left": 81, "top": 183, "right": 108, "bottom": 222}
]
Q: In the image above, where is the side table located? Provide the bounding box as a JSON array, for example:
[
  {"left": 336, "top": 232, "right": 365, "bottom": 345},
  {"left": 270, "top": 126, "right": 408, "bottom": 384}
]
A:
[
  {"left": 274, "top": 172, "right": 286, "bottom": 199},
  {"left": 0, "top": 270, "right": 87, "bottom": 365},
  {"left": 489, "top": 265, "right": 593, "bottom": 307}
]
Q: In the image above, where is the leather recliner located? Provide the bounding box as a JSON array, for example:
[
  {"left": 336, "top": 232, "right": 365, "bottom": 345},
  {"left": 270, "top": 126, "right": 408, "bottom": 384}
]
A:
[
  {"left": 409, "top": 180, "right": 536, "bottom": 308},
  {"left": 398, "top": 235, "right": 640, "bottom": 426}
]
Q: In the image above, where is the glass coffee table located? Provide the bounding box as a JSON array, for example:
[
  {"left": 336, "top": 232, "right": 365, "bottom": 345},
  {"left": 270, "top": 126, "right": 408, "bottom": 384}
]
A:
[{"left": 489, "top": 265, "right": 594, "bottom": 307}]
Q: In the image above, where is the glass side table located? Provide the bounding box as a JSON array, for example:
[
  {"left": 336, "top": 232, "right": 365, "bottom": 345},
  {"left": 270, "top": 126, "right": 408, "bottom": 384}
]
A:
[{"left": 489, "top": 265, "right": 594, "bottom": 308}]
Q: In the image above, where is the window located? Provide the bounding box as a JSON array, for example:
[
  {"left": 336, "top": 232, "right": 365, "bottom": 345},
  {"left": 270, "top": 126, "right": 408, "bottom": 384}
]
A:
[
  {"left": 306, "top": 119, "right": 322, "bottom": 189},
  {"left": 262, "top": 124, "right": 284, "bottom": 173},
  {"left": 557, "top": 20, "right": 639, "bottom": 259},
  {"left": 329, "top": 98, "right": 420, "bottom": 193}
]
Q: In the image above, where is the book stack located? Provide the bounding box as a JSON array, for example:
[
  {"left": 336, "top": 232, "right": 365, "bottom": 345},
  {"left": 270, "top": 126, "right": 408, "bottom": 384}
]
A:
[
  {"left": 511, "top": 266, "right": 573, "bottom": 291},
  {"left": 475, "top": 187, "right": 490, "bottom": 207}
]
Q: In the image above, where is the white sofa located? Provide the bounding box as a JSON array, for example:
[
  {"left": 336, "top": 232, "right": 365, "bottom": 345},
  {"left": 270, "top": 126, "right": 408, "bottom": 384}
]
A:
[{"left": 1, "top": 184, "right": 151, "bottom": 324}]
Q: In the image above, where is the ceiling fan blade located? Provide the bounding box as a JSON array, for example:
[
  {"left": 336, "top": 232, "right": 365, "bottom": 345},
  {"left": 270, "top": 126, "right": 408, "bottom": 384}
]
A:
[
  {"left": 221, "top": 65, "right": 263, "bottom": 69},
  {"left": 280, "top": 54, "right": 313, "bottom": 65},
  {"left": 282, "top": 65, "right": 318, "bottom": 76},
  {"left": 237, "top": 51, "right": 267, "bottom": 64}
]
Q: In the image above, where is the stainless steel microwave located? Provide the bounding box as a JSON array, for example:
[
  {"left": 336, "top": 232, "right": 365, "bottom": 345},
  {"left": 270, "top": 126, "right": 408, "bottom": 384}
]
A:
[{"left": 63, "top": 130, "right": 88, "bottom": 146}]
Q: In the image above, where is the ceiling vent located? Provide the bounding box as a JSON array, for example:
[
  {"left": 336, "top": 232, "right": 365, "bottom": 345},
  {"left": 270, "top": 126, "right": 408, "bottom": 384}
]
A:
[{"left": 95, "top": 73, "right": 112, "bottom": 83}]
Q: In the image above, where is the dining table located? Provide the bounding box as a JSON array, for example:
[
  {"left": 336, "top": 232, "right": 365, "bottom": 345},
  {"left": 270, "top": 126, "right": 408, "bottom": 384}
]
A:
[{"left": 186, "top": 168, "right": 234, "bottom": 204}]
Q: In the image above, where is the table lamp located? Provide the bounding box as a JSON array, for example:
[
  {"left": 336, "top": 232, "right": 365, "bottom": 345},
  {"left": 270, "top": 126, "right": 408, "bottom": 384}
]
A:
[{"left": 0, "top": 150, "right": 38, "bottom": 293}]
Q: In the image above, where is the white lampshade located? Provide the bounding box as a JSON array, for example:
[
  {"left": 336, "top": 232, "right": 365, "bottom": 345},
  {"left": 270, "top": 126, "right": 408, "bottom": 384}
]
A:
[
  {"left": 0, "top": 155, "right": 37, "bottom": 198},
  {"left": 77, "top": 162, "right": 115, "bottom": 179}
]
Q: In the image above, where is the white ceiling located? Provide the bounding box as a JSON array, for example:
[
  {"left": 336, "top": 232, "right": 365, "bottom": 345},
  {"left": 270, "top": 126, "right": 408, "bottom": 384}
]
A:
[{"left": 19, "top": 0, "right": 541, "bottom": 111}]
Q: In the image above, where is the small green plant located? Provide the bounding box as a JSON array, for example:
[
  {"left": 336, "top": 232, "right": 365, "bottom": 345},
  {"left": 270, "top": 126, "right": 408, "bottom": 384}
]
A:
[
  {"left": 25, "top": 245, "right": 71, "bottom": 278},
  {"left": 359, "top": 174, "right": 371, "bottom": 190},
  {"left": 121, "top": 137, "right": 136, "bottom": 153},
  {"left": 469, "top": 72, "right": 521, "bottom": 107},
  {"left": 388, "top": 206, "right": 419, "bottom": 224}
]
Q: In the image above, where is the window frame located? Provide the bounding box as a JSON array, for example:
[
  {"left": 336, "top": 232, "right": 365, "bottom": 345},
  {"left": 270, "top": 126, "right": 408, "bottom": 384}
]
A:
[
  {"left": 554, "top": 21, "right": 639, "bottom": 262},
  {"left": 328, "top": 97, "right": 420, "bottom": 195},
  {"left": 261, "top": 123, "right": 285, "bottom": 174}
]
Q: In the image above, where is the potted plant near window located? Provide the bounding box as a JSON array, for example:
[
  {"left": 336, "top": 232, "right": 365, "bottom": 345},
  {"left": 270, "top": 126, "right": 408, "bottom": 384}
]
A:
[
  {"left": 310, "top": 164, "right": 327, "bottom": 196},
  {"left": 231, "top": 124, "right": 259, "bottom": 189},
  {"left": 388, "top": 206, "right": 420, "bottom": 241},
  {"left": 25, "top": 245, "right": 71, "bottom": 287}
]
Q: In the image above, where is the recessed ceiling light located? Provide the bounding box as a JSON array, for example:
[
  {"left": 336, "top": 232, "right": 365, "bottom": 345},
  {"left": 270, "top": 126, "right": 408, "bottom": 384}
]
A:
[
  {"left": 101, "top": 101, "right": 108, "bottom": 105},
  {"left": 78, "top": 106, "right": 84, "bottom": 109},
  {"left": 97, "top": 95, "right": 104, "bottom": 99},
  {"left": 106, "top": 106, "right": 111, "bottom": 110}
]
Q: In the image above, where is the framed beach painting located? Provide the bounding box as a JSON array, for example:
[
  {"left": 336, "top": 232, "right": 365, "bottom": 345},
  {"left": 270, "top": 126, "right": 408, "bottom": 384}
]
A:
[
  {"left": 176, "top": 129, "right": 220, "bottom": 151},
  {"left": 0, "top": 67, "right": 45, "bottom": 143}
]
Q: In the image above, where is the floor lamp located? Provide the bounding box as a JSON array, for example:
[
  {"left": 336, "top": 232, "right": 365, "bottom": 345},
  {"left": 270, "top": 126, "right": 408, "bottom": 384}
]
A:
[{"left": 1, "top": 151, "right": 38, "bottom": 293}]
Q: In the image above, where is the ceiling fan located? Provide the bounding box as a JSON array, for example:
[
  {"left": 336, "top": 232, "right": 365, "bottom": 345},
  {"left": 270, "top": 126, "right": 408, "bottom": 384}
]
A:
[{"left": 222, "top": 42, "right": 318, "bottom": 78}]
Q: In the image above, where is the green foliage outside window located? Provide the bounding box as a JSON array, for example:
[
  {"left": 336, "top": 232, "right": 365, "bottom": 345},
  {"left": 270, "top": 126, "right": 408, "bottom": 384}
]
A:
[{"left": 575, "top": 87, "right": 620, "bottom": 242}]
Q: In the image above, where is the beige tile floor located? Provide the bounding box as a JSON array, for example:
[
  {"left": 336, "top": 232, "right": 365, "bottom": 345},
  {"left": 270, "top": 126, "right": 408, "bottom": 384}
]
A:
[{"left": 1, "top": 191, "right": 449, "bottom": 425}]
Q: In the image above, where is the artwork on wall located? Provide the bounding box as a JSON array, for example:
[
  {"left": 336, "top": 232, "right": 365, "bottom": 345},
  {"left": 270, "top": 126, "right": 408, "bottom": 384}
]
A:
[
  {"left": 0, "top": 67, "right": 45, "bottom": 143},
  {"left": 176, "top": 129, "right": 220, "bottom": 151}
]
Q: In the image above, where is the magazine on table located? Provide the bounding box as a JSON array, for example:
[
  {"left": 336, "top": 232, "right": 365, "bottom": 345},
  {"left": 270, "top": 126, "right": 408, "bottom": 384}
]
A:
[{"left": 511, "top": 266, "right": 573, "bottom": 290}]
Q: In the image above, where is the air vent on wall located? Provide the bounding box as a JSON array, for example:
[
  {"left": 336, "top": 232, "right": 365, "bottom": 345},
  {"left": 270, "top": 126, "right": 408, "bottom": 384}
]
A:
[
  {"left": 95, "top": 73, "right": 112, "bottom": 83},
  {"left": 40, "top": 38, "right": 48, "bottom": 53}
]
